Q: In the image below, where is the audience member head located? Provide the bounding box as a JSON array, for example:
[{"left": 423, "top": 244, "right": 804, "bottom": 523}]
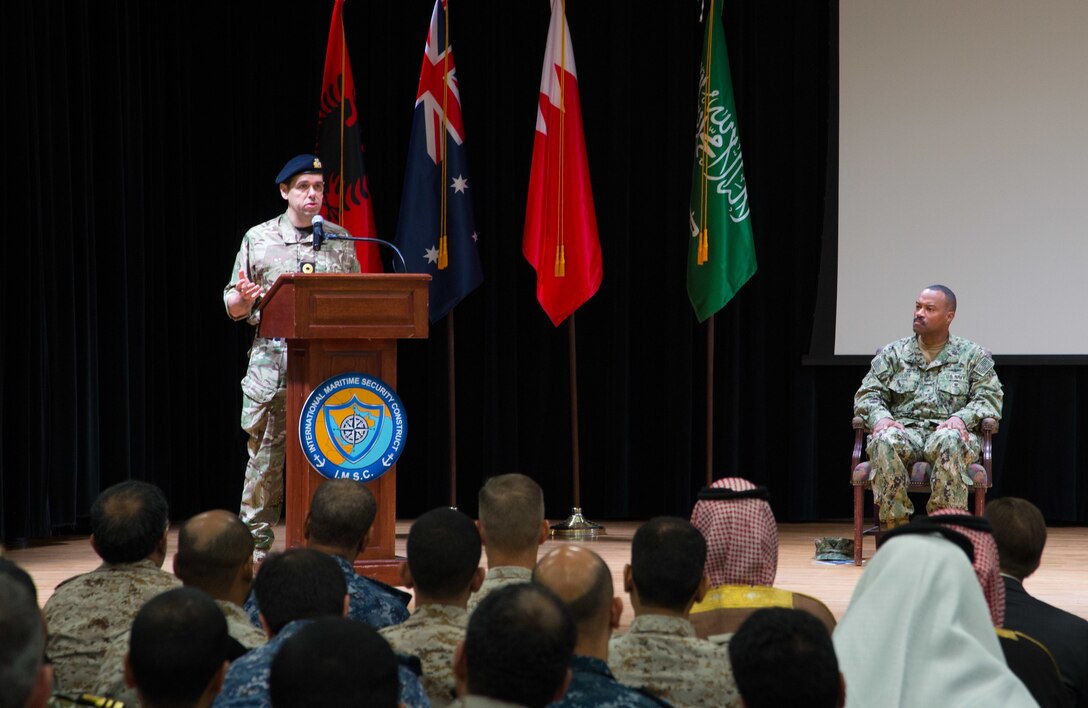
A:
[
  {"left": 270, "top": 617, "right": 399, "bottom": 708},
  {"left": 305, "top": 480, "right": 377, "bottom": 558},
  {"left": 627, "top": 516, "right": 708, "bottom": 614},
  {"left": 0, "top": 572, "right": 51, "bottom": 708},
  {"left": 253, "top": 548, "right": 347, "bottom": 635},
  {"left": 690, "top": 477, "right": 778, "bottom": 586},
  {"left": 90, "top": 480, "right": 170, "bottom": 565},
  {"left": 834, "top": 532, "right": 1031, "bottom": 706},
  {"left": 925, "top": 510, "right": 1004, "bottom": 625},
  {"left": 477, "top": 474, "right": 547, "bottom": 560},
  {"left": 174, "top": 510, "right": 254, "bottom": 605},
  {"left": 124, "top": 587, "right": 229, "bottom": 708},
  {"left": 533, "top": 545, "right": 620, "bottom": 658},
  {"left": 984, "top": 497, "right": 1047, "bottom": 580},
  {"left": 729, "top": 608, "right": 843, "bottom": 708},
  {"left": 455, "top": 583, "right": 575, "bottom": 708},
  {"left": 403, "top": 507, "right": 483, "bottom": 605}
]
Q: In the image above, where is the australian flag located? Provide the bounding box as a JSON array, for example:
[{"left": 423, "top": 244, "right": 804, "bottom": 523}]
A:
[{"left": 394, "top": 0, "right": 483, "bottom": 323}]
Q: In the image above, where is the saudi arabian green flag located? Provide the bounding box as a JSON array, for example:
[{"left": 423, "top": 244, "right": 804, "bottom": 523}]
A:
[{"left": 686, "top": 8, "right": 757, "bottom": 322}]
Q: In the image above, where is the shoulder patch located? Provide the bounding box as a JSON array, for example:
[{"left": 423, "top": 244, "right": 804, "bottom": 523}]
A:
[{"left": 973, "top": 356, "right": 995, "bottom": 377}]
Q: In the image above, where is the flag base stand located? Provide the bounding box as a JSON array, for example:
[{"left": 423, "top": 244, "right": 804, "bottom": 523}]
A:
[{"left": 550, "top": 507, "right": 604, "bottom": 540}]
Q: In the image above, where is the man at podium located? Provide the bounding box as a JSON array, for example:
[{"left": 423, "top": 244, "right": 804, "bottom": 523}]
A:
[{"left": 223, "top": 154, "right": 360, "bottom": 560}]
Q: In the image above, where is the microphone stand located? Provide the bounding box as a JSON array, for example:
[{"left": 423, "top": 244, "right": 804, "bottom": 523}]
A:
[{"left": 318, "top": 232, "right": 408, "bottom": 273}]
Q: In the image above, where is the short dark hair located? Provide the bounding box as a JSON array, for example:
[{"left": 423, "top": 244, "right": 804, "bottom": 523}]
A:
[
  {"left": 129, "top": 587, "right": 229, "bottom": 708},
  {"left": 466, "top": 583, "right": 576, "bottom": 708},
  {"left": 729, "top": 608, "right": 840, "bottom": 708},
  {"left": 174, "top": 512, "right": 254, "bottom": 594},
  {"left": 0, "top": 558, "right": 38, "bottom": 604},
  {"left": 253, "top": 549, "right": 347, "bottom": 634},
  {"left": 307, "top": 480, "right": 377, "bottom": 550},
  {"left": 925, "top": 284, "right": 957, "bottom": 312},
  {"left": 91, "top": 481, "right": 170, "bottom": 564},
  {"left": 407, "top": 508, "right": 481, "bottom": 600},
  {"left": 631, "top": 516, "right": 707, "bottom": 610},
  {"left": 270, "top": 617, "right": 399, "bottom": 708},
  {"left": 0, "top": 575, "right": 44, "bottom": 708},
  {"left": 985, "top": 497, "right": 1047, "bottom": 579},
  {"left": 478, "top": 474, "right": 545, "bottom": 553}
]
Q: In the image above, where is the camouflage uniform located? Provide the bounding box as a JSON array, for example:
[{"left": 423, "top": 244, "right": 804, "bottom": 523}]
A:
[
  {"left": 854, "top": 335, "right": 1003, "bottom": 522},
  {"left": 551, "top": 655, "right": 667, "bottom": 708},
  {"left": 380, "top": 604, "right": 467, "bottom": 706},
  {"left": 213, "top": 618, "right": 431, "bottom": 708},
  {"left": 466, "top": 566, "right": 533, "bottom": 614},
  {"left": 92, "top": 597, "right": 267, "bottom": 705},
  {"left": 243, "top": 554, "right": 410, "bottom": 630},
  {"left": 42, "top": 560, "right": 181, "bottom": 694},
  {"left": 224, "top": 213, "right": 360, "bottom": 551},
  {"left": 607, "top": 615, "right": 741, "bottom": 708}
]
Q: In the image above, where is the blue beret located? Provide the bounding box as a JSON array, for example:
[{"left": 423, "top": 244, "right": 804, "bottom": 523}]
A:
[{"left": 275, "top": 154, "right": 323, "bottom": 184}]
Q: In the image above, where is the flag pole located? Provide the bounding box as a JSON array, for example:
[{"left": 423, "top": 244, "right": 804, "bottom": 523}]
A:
[
  {"left": 551, "top": 313, "right": 604, "bottom": 538},
  {"left": 447, "top": 309, "right": 458, "bottom": 508},
  {"left": 705, "top": 314, "right": 715, "bottom": 487}
]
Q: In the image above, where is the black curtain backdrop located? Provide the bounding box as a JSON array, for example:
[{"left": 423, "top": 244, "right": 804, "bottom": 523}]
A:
[{"left": 4, "top": 1, "right": 1085, "bottom": 541}]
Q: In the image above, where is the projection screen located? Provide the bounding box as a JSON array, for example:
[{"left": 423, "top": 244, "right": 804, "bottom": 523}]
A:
[{"left": 836, "top": 0, "right": 1088, "bottom": 356}]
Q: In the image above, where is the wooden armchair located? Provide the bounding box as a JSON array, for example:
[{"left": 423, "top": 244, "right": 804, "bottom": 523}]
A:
[{"left": 849, "top": 416, "right": 998, "bottom": 565}]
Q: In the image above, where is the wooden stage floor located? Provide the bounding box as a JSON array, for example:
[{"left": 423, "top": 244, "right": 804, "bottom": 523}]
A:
[{"left": 10, "top": 521, "right": 1088, "bottom": 628}]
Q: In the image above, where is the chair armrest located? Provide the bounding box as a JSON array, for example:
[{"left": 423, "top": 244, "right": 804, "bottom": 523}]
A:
[
  {"left": 981, "top": 417, "right": 998, "bottom": 434},
  {"left": 852, "top": 416, "right": 866, "bottom": 431}
]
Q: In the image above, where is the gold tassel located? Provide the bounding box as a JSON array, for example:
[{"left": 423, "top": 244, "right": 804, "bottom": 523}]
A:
[
  {"left": 554, "top": 244, "right": 566, "bottom": 277},
  {"left": 438, "top": 234, "right": 449, "bottom": 270},
  {"left": 698, "top": 228, "right": 709, "bottom": 265}
]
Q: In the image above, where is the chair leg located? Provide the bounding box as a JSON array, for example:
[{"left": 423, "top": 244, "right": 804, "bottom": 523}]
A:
[{"left": 853, "top": 486, "right": 864, "bottom": 565}]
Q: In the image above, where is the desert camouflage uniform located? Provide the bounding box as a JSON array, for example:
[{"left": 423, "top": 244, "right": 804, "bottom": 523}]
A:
[
  {"left": 212, "top": 619, "right": 431, "bottom": 708},
  {"left": 43, "top": 560, "right": 181, "bottom": 694},
  {"left": 466, "top": 566, "right": 533, "bottom": 614},
  {"left": 220, "top": 599, "right": 268, "bottom": 649},
  {"left": 551, "top": 655, "right": 668, "bottom": 708},
  {"left": 381, "top": 604, "right": 467, "bottom": 706},
  {"left": 854, "top": 335, "right": 1003, "bottom": 522},
  {"left": 92, "top": 596, "right": 268, "bottom": 706},
  {"left": 243, "top": 554, "right": 410, "bottom": 630},
  {"left": 607, "top": 615, "right": 740, "bottom": 708},
  {"left": 224, "top": 213, "right": 359, "bottom": 551}
]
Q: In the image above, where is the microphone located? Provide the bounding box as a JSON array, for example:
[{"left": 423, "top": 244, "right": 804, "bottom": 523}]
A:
[{"left": 311, "top": 215, "right": 325, "bottom": 252}]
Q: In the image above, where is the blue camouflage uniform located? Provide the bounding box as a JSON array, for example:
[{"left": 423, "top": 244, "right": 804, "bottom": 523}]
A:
[
  {"left": 550, "top": 655, "right": 669, "bottom": 707},
  {"left": 244, "top": 554, "right": 410, "bottom": 630},
  {"left": 213, "top": 619, "right": 430, "bottom": 708}
]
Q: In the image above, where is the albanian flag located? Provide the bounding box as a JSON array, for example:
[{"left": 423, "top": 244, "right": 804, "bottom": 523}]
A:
[{"left": 316, "top": 0, "right": 383, "bottom": 272}]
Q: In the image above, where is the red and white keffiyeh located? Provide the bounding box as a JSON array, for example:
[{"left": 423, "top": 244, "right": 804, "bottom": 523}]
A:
[
  {"left": 929, "top": 508, "right": 1006, "bottom": 626},
  {"left": 690, "top": 477, "right": 778, "bottom": 586}
]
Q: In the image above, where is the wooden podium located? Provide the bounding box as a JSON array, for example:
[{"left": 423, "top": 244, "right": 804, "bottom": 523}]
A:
[{"left": 257, "top": 273, "right": 429, "bottom": 585}]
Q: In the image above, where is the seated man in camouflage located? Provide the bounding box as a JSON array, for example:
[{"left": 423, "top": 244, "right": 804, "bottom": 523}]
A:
[
  {"left": 853, "top": 285, "right": 1002, "bottom": 530},
  {"left": 44, "top": 481, "right": 181, "bottom": 694},
  {"left": 95, "top": 511, "right": 266, "bottom": 703},
  {"left": 123, "top": 587, "right": 231, "bottom": 708},
  {"left": 534, "top": 545, "right": 664, "bottom": 708},
  {"left": 216, "top": 548, "right": 427, "bottom": 708},
  {"left": 381, "top": 508, "right": 484, "bottom": 706},
  {"left": 609, "top": 517, "right": 740, "bottom": 708},
  {"left": 468, "top": 474, "right": 549, "bottom": 613},
  {"left": 452, "top": 583, "right": 576, "bottom": 707},
  {"left": 244, "top": 480, "right": 410, "bottom": 630}
]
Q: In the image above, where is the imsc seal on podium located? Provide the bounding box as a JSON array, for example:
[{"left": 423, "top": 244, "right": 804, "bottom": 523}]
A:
[{"left": 299, "top": 372, "right": 407, "bottom": 481}]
